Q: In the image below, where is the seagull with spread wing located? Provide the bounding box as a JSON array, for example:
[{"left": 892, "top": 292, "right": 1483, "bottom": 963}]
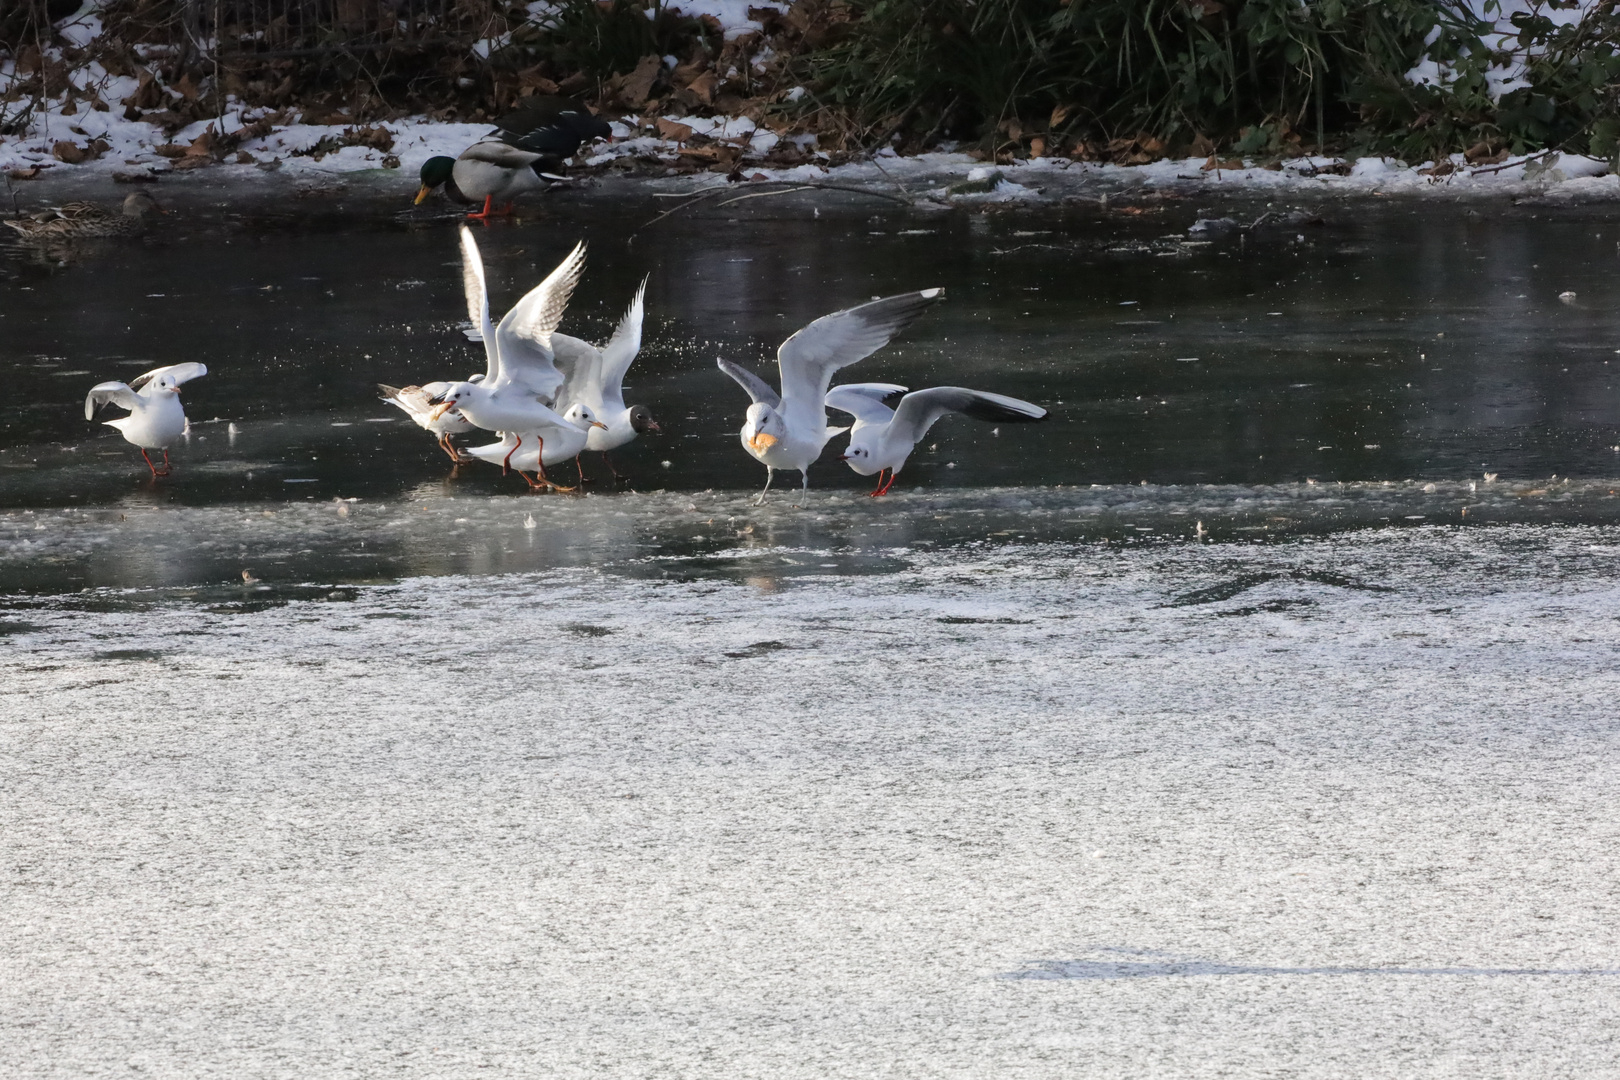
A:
[
  {"left": 826, "top": 384, "right": 1048, "bottom": 496},
  {"left": 428, "top": 227, "right": 606, "bottom": 475},
  {"left": 716, "top": 289, "right": 942, "bottom": 503},
  {"left": 84, "top": 362, "right": 208, "bottom": 478},
  {"left": 550, "top": 277, "right": 660, "bottom": 481}
]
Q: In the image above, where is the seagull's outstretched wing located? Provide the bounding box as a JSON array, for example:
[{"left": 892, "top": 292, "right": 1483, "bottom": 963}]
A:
[
  {"left": 597, "top": 277, "right": 647, "bottom": 413},
  {"left": 777, "top": 289, "right": 942, "bottom": 433},
  {"left": 824, "top": 382, "right": 909, "bottom": 425},
  {"left": 492, "top": 241, "right": 586, "bottom": 402},
  {"left": 549, "top": 333, "right": 601, "bottom": 411},
  {"left": 129, "top": 362, "right": 207, "bottom": 393},
  {"left": 459, "top": 226, "right": 500, "bottom": 376},
  {"left": 716, "top": 357, "right": 781, "bottom": 410},
  {"left": 888, "top": 387, "right": 1047, "bottom": 446},
  {"left": 85, "top": 381, "right": 140, "bottom": 419}
]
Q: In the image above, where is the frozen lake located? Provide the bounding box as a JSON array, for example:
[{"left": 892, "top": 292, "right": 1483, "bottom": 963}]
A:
[
  {"left": 4, "top": 528, "right": 1620, "bottom": 1077},
  {"left": 2, "top": 187, "right": 1620, "bottom": 1075}
]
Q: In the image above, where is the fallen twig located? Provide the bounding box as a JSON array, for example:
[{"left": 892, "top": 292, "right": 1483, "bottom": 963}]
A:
[
  {"left": 629, "top": 179, "right": 913, "bottom": 242},
  {"left": 1470, "top": 148, "right": 1557, "bottom": 177}
]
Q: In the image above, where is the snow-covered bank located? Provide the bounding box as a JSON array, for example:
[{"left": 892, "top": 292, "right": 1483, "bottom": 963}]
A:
[{"left": 6, "top": 106, "right": 1620, "bottom": 207}]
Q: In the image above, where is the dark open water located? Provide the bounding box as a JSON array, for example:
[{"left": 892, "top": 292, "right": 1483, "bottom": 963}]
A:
[{"left": 3, "top": 184, "right": 1620, "bottom": 592}]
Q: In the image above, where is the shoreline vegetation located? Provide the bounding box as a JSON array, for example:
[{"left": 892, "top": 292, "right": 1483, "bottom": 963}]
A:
[{"left": 4, "top": 1, "right": 1620, "bottom": 191}]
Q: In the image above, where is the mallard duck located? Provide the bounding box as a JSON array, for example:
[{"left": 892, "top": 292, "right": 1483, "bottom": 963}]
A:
[
  {"left": 415, "top": 96, "right": 613, "bottom": 219},
  {"left": 4, "top": 191, "right": 161, "bottom": 240},
  {"left": 84, "top": 361, "right": 207, "bottom": 477}
]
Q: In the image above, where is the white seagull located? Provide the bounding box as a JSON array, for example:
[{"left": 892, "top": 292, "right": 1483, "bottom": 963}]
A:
[
  {"left": 462, "top": 403, "right": 609, "bottom": 492},
  {"left": 551, "top": 277, "right": 661, "bottom": 480},
  {"left": 377, "top": 380, "right": 480, "bottom": 462},
  {"left": 429, "top": 227, "right": 593, "bottom": 471},
  {"left": 84, "top": 362, "right": 208, "bottom": 477},
  {"left": 826, "top": 383, "right": 1047, "bottom": 495},
  {"left": 717, "top": 289, "right": 942, "bottom": 503}
]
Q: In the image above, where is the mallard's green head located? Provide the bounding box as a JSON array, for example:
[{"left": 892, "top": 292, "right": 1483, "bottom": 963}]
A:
[{"left": 416, "top": 156, "right": 456, "bottom": 203}]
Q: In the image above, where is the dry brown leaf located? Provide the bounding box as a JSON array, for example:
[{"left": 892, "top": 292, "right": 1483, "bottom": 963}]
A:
[
  {"left": 51, "top": 141, "right": 86, "bottom": 164},
  {"left": 1029, "top": 136, "right": 1046, "bottom": 158},
  {"left": 685, "top": 71, "right": 718, "bottom": 105},
  {"left": 620, "top": 55, "right": 661, "bottom": 106},
  {"left": 656, "top": 118, "right": 694, "bottom": 142}
]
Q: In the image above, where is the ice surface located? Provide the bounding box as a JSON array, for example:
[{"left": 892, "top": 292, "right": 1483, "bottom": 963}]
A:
[{"left": 2, "top": 526, "right": 1619, "bottom": 1076}]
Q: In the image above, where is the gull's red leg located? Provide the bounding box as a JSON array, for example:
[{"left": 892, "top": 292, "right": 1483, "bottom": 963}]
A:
[
  {"left": 140, "top": 448, "right": 159, "bottom": 478},
  {"left": 160, "top": 449, "right": 172, "bottom": 477},
  {"left": 868, "top": 468, "right": 889, "bottom": 497},
  {"left": 876, "top": 470, "right": 898, "bottom": 496},
  {"left": 540, "top": 438, "right": 575, "bottom": 492},
  {"left": 501, "top": 434, "right": 521, "bottom": 475},
  {"left": 602, "top": 452, "right": 623, "bottom": 481},
  {"left": 575, "top": 453, "right": 586, "bottom": 488}
]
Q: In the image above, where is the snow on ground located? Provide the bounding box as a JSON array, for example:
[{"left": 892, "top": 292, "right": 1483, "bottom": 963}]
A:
[
  {"left": 4, "top": 84, "right": 1618, "bottom": 205},
  {"left": 7, "top": 0, "right": 1620, "bottom": 204},
  {"left": 2, "top": 526, "right": 1619, "bottom": 1076},
  {"left": 7, "top": 107, "right": 1620, "bottom": 206}
]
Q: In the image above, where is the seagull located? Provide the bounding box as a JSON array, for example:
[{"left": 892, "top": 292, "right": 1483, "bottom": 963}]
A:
[
  {"left": 377, "top": 381, "right": 479, "bottom": 462},
  {"left": 462, "top": 403, "right": 610, "bottom": 492},
  {"left": 415, "top": 96, "right": 611, "bottom": 220},
  {"left": 717, "top": 289, "right": 942, "bottom": 503},
  {"left": 84, "top": 362, "right": 207, "bottom": 477},
  {"left": 428, "top": 227, "right": 587, "bottom": 443},
  {"left": 551, "top": 277, "right": 661, "bottom": 481},
  {"left": 826, "top": 384, "right": 1047, "bottom": 495}
]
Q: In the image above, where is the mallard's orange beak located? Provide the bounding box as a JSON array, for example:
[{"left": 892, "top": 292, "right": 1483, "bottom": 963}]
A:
[
  {"left": 414, "top": 185, "right": 433, "bottom": 205},
  {"left": 749, "top": 432, "right": 778, "bottom": 452}
]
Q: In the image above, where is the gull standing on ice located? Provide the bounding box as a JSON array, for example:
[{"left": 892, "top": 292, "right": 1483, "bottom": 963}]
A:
[
  {"left": 826, "top": 384, "right": 1047, "bottom": 495},
  {"left": 84, "top": 362, "right": 207, "bottom": 477},
  {"left": 551, "top": 277, "right": 660, "bottom": 481},
  {"left": 377, "top": 380, "right": 480, "bottom": 462},
  {"left": 428, "top": 227, "right": 607, "bottom": 478},
  {"left": 717, "top": 289, "right": 942, "bottom": 503},
  {"left": 462, "top": 402, "right": 610, "bottom": 492}
]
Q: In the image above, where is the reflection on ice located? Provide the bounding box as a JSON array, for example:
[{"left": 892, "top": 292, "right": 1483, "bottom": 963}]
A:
[{"left": 5, "top": 478, "right": 1620, "bottom": 594}]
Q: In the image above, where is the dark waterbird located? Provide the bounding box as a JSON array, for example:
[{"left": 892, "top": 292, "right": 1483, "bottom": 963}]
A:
[{"left": 415, "top": 96, "right": 613, "bottom": 220}]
